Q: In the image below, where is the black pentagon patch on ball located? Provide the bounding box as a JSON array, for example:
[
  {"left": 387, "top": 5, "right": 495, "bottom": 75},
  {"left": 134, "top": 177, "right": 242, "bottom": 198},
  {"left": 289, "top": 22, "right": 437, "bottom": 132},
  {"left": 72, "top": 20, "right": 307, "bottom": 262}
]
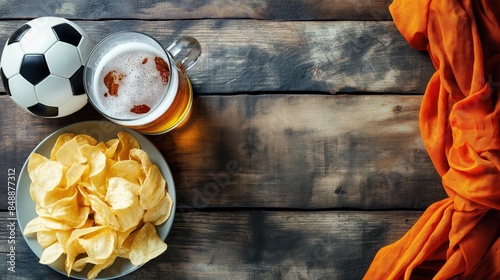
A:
[
  {"left": 52, "top": 23, "right": 82, "bottom": 47},
  {"left": 28, "top": 103, "right": 58, "bottom": 117},
  {"left": 0, "top": 68, "right": 11, "bottom": 96},
  {"left": 70, "top": 66, "right": 85, "bottom": 95},
  {"left": 20, "top": 54, "right": 51, "bottom": 85},
  {"left": 7, "top": 24, "right": 31, "bottom": 45}
]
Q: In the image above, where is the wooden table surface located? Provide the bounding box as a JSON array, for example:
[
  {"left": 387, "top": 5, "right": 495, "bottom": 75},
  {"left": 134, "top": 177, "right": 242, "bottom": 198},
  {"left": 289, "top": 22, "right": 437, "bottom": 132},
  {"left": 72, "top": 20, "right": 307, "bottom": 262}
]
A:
[{"left": 0, "top": 1, "right": 447, "bottom": 279}]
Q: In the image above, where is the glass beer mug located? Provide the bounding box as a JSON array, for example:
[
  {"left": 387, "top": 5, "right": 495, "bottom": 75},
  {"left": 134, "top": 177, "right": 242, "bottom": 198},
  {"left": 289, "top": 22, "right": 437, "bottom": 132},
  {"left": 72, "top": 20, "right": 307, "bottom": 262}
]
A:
[{"left": 84, "top": 31, "right": 201, "bottom": 134}]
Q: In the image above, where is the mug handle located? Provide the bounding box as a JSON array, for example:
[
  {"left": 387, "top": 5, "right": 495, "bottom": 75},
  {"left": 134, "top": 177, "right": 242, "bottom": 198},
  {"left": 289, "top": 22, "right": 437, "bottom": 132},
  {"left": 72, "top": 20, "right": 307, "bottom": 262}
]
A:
[{"left": 167, "top": 37, "right": 201, "bottom": 72}]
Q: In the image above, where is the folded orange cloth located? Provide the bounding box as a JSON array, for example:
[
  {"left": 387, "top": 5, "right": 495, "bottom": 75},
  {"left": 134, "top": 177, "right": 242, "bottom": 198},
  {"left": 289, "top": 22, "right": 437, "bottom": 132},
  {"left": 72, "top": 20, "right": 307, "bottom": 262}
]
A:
[{"left": 364, "top": 0, "right": 500, "bottom": 279}]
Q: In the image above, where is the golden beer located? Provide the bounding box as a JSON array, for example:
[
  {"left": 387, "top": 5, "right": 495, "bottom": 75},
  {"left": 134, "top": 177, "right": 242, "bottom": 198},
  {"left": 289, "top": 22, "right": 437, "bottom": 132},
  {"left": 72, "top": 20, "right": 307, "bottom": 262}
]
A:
[
  {"left": 84, "top": 32, "right": 200, "bottom": 134},
  {"left": 129, "top": 71, "right": 193, "bottom": 134}
]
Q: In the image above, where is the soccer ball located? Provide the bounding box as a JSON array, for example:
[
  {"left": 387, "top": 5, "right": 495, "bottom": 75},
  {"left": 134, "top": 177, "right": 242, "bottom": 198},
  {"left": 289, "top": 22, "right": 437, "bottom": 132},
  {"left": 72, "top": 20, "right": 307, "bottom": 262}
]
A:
[{"left": 0, "top": 17, "right": 95, "bottom": 118}]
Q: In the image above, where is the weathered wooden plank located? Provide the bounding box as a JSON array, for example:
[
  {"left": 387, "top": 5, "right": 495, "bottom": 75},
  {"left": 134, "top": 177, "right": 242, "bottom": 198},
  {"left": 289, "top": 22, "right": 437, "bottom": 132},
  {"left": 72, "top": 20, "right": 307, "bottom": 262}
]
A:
[
  {"left": 0, "top": 20, "right": 434, "bottom": 95},
  {"left": 0, "top": 210, "right": 421, "bottom": 280},
  {"left": 0, "top": 94, "right": 445, "bottom": 211},
  {"left": 165, "top": 94, "right": 445, "bottom": 210},
  {"left": 0, "top": 0, "right": 393, "bottom": 21}
]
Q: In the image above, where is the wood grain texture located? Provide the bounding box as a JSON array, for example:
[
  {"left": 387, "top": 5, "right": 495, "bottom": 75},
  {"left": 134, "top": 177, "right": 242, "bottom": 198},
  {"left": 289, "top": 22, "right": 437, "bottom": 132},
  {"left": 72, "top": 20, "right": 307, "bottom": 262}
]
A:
[
  {"left": 0, "top": 210, "right": 422, "bottom": 280},
  {"left": 164, "top": 94, "right": 445, "bottom": 210},
  {"left": 0, "top": 2, "right": 446, "bottom": 279},
  {"left": 0, "top": 0, "right": 393, "bottom": 21},
  {"left": 0, "top": 19, "right": 434, "bottom": 95},
  {"left": 0, "top": 94, "right": 445, "bottom": 211}
]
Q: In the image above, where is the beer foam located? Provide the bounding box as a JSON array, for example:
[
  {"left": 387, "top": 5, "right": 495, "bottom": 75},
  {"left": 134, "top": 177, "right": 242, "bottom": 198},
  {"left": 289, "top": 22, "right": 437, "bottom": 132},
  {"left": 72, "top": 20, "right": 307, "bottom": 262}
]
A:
[{"left": 92, "top": 42, "right": 171, "bottom": 120}]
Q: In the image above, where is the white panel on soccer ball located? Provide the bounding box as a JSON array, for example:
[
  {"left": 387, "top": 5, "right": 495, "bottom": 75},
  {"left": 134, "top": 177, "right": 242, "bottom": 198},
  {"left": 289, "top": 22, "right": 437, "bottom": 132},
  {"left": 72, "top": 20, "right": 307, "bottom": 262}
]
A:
[
  {"left": 30, "top": 17, "right": 67, "bottom": 28},
  {"left": 35, "top": 75, "right": 73, "bottom": 107},
  {"left": 45, "top": 42, "right": 82, "bottom": 78},
  {"left": 58, "top": 94, "right": 88, "bottom": 117},
  {"left": 0, "top": 43, "right": 24, "bottom": 78},
  {"left": 19, "top": 27, "right": 58, "bottom": 54},
  {"left": 8, "top": 75, "right": 38, "bottom": 107},
  {"left": 78, "top": 36, "right": 95, "bottom": 64}
]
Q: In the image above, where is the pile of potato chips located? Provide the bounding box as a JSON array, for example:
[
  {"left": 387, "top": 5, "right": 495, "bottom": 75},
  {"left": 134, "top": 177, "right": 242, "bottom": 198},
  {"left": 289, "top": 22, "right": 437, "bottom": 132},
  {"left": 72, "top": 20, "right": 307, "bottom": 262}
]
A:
[{"left": 24, "top": 132, "right": 173, "bottom": 279}]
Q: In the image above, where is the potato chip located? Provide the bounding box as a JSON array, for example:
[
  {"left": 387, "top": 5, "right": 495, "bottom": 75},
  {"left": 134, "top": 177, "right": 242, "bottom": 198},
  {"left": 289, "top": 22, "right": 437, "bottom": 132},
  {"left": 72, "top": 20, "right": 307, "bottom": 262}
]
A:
[
  {"left": 28, "top": 153, "right": 48, "bottom": 174},
  {"left": 116, "top": 226, "right": 137, "bottom": 249},
  {"left": 36, "top": 231, "right": 57, "bottom": 249},
  {"left": 116, "top": 131, "right": 140, "bottom": 161},
  {"left": 87, "top": 254, "right": 117, "bottom": 280},
  {"left": 80, "top": 145, "right": 106, "bottom": 177},
  {"left": 108, "top": 160, "right": 142, "bottom": 184},
  {"left": 65, "top": 241, "right": 85, "bottom": 276},
  {"left": 129, "top": 148, "right": 152, "bottom": 175},
  {"left": 89, "top": 166, "right": 109, "bottom": 199},
  {"left": 43, "top": 185, "right": 75, "bottom": 206},
  {"left": 72, "top": 253, "right": 117, "bottom": 278},
  {"left": 55, "top": 230, "right": 72, "bottom": 253},
  {"left": 95, "top": 141, "right": 108, "bottom": 152},
  {"left": 129, "top": 222, "right": 167, "bottom": 266},
  {"left": 45, "top": 201, "right": 89, "bottom": 229},
  {"left": 55, "top": 138, "right": 87, "bottom": 167},
  {"left": 25, "top": 132, "right": 173, "bottom": 280},
  {"left": 72, "top": 256, "right": 91, "bottom": 272},
  {"left": 24, "top": 216, "right": 72, "bottom": 234},
  {"left": 89, "top": 195, "right": 120, "bottom": 230},
  {"left": 115, "top": 198, "right": 144, "bottom": 232},
  {"left": 66, "top": 163, "right": 88, "bottom": 188},
  {"left": 104, "top": 138, "right": 119, "bottom": 159},
  {"left": 106, "top": 180, "right": 136, "bottom": 210},
  {"left": 144, "top": 192, "right": 173, "bottom": 225},
  {"left": 30, "top": 160, "right": 66, "bottom": 194},
  {"left": 78, "top": 227, "right": 116, "bottom": 264},
  {"left": 50, "top": 133, "right": 76, "bottom": 160},
  {"left": 65, "top": 226, "right": 104, "bottom": 275},
  {"left": 108, "top": 177, "right": 141, "bottom": 196},
  {"left": 74, "top": 134, "right": 98, "bottom": 147},
  {"left": 34, "top": 202, "right": 50, "bottom": 217},
  {"left": 30, "top": 183, "right": 45, "bottom": 207},
  {"left": 76, "top": 182, "right": 92, "bottom": 206},
  {"left": 140, "top": 165, "right": 166, "bottom": 210},
  {"left": 39, "top": 241, "right": 65, "bottom": 265}
]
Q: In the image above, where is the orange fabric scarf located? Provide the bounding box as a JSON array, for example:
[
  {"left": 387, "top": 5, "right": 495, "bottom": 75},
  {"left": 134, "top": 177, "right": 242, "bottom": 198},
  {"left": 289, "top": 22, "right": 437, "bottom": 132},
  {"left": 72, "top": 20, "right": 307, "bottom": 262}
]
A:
[{"left": 364, "top": 0, "right": 500, "bottom": 279}]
